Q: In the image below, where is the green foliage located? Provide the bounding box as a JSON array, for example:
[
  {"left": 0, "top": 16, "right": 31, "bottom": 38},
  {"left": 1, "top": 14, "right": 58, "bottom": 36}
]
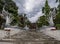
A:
[
  {"left": 18, "top": 15, "right": 25, "bottom": 27},
  {"left": 17, "top": 14, "right": 27, "bottom": 28},
  {"left": 4, "top": 0, "right": 18, "bottom": 19},
  {"left": 54, "top": 13, "right": 60, "bottom": 24},
  {"left": 26, "top": 20, "right": 31, "bottom": 28},
  {"left": 27, "top": 20, "right": 30, "bottom": 25},
  {"left": 4, "top": 0, "right": 19, "bottom": 25},
  {"left": 41, "top": 0, "right": 51, "bottom": 27},
  {"left": 0, "top": 0, "right": 18, "bottom": 14},
  {"left": 56, "top": 24, "right": 60, "bottom": 30},
  {"left": 57, "top": 4, "right": 60, "bottom": 14},
  {"left": 39, "top": 16, "right": 49, "bottom": 26},
  {"left": 54, "top": 1, "right": 60, "bottom": 26},
  {"left": 37, "top": 22, "right": 42, "bottom": 28},
  {"left": 0, "top": 0, "right": 4, "bottom": 13},
  {"left": 10, "top": 19, "right": 18, "bottom": 25},
  {"left": 0, "top": 0, "right": 18, "bottom": 26},
  {"left": 45, "top": 0, "right": 50, "bottom": 16},
  {"left": 0, "top": 16, "right": 6, "bottom": 29},
  {"left": 37, "top": 16, "right": 49, "bottom": 28},
  {"left": 4, "top": 0, "right": 18, "bottom": 12},
  {"left": 55, "top": 0, "right": 60, "bottom": 16},
  {"left": 42, "top": 0, "right": 50, "bottom": 18}
]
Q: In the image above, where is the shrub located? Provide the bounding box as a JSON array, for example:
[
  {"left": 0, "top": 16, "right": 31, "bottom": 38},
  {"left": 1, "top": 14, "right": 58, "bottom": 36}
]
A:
[
  {"left": 55, "top": 24, "right": 60, "bottom": 30},
  {"left": 37, "top": 15, "right": 49, "bottom": 28}
]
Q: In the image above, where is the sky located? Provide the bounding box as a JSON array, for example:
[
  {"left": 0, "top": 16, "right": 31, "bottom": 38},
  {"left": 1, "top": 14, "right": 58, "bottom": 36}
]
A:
[{"left": 13, "top": 0, "right": 58, "bottom": 23}]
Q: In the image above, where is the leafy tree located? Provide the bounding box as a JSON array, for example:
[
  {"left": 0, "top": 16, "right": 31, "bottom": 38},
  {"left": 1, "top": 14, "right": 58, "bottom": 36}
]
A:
[
  {"left": 4, "top": 0, "right": 18, "bottom": 14},
  {"left": 37, "top": 16, "right": 49, "bottom": 28},
  {"left": 18, "top": 15, "right": 24, "bottom": 27},
  {"left": 54, "top": 11, "right": 60, "bottom": 24},
  {"left": 54, "top": 0, "right": 60, "bottom": 25},
  {"left": 4, "top": 0, "right": 18, "bottom": 25},
  {"left": 26, "top": 20, "right": 31, "bottom": 28},
  {"left": 0, "top": 0, "right": 5, "bottom": 13},
  {"left": 42, "top": 0, "right": 50, "bottom": 20},
  {"left": 18, "top": 14, "right": 27, "bottom": 28},
  {"left": 0, "top": 0, "right": 18, "bottom": 26},
  {"left": 55, "top": 0, "right": 60, "bottom": 20},
  {"left": 0, "top": 0, "right": 5, "bottom": 29},
  {"left": 0, "top": 0, "right": 18, "bottom": 18},
  {"left": 53, "top": 0, "right": 60, "bottom": 29},
  {"left": 55, "top": 24, "right": 60, "bottom": 30}
]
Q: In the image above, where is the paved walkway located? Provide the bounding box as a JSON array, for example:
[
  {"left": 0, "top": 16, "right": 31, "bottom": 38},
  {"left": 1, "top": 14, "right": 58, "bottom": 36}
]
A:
[
  {"left": 0, "top": 42, "right": 14, "bottom": 44},
  {"left": 0, "top": 30, "right": 60, "bottom": 44},
  {"left": 10, "top": 30, "right": 60, "bottom": 44},
  {"left": 40, "top": 27, "right": 60, "bottom": 41}
]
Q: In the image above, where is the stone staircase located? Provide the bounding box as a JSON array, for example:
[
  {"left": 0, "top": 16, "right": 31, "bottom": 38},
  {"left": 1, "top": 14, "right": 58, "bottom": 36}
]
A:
[
  {"left": 1, "top": 30, "right": 60, "bottom": 44},
  {"left": 11, "top": 30, "right": 60, "bottom": 44}
]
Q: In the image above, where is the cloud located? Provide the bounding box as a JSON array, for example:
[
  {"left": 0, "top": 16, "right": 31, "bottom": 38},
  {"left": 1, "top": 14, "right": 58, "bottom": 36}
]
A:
[
  {"left": 28, "top": 11, "right": 44, "bottom": 23},
  {"left": 13, "top": 0, "right": 25, "bottom": 13},
  {"left": 24, "top": 0, "right": 35, "bottom": 12},
  {"left": 48, "top": 0, "right": 58, "bottom": 8},
  {"left": 24, "top": 0, "right": 45, "bottom": 13},
  {"left": 13, "top": 0, "right": 58, "bottom": 23}
]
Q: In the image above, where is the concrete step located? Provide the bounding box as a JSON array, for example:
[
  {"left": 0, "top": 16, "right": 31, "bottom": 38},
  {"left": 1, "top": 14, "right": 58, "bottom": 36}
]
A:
[{"left": 0, "top": 39, "right": 16, "bottom": 42}]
